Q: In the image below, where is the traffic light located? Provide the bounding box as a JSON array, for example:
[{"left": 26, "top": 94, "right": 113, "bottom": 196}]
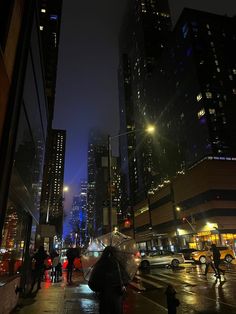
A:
[{"left": 124, "top": 219, "right": 131, "bottom": 228}]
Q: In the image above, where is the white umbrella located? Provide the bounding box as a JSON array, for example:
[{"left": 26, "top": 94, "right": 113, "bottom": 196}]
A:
[{"left": 81, "top": 231, "right": 141, "bottom": 281}]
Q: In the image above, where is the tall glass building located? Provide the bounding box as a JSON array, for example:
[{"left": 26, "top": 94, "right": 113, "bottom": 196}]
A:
[{"left": 118, "top": 0, "right": 172, "bottom": 210}]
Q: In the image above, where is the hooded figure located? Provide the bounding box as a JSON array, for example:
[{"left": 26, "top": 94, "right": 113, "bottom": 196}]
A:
[{"left": 88, "top": 246, "right": 130, "bottom": 314}]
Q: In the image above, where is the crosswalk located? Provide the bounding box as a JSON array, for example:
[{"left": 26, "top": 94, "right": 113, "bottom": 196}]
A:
[
  {"left": 129, "top": 265, "right": 236, "bottom": 313},
  {"left": 131, "top": 265, "right": 236, "bottom": 291}
]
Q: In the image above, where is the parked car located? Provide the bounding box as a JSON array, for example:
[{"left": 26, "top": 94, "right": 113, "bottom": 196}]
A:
[
  {"left": 191, "top": 246, "right": 235, "bottom": 264},
  {"left": 178, "top": 248, "right": 198, "bottom": 261},
  {"left": 140, "top": 250, "right": 185, "bottom": 268}
]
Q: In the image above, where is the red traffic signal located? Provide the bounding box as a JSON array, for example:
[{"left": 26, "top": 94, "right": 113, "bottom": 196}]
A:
[{"left": 124, "top": 219, "right": 131, "bottom": 228}]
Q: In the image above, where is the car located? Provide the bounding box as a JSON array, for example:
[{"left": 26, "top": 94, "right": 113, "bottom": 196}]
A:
[
  {"left": 62, "top": 257, "right": 82, "bottom": 270},
  {"left": 140, "top": 250, "right": 185, "bottom": 268},
  {"left": 178, "top": 248, "right": 198, "bottom": 261},
  {"left": 191, "top": 246, "right": 235, "bottom": 264}
]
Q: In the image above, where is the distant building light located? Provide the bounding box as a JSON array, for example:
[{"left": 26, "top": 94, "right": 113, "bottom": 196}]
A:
[
  {"left": 40, "top": 26, "right": 44, "bottom": 31},
  {"left": 50, "top": 14, "right": 58, "bottom": 20},
  {"left": 41, "top": 8, "right": 46, "bottom": 13},
  {"left": 196, "top": 93, "right": 202, "bottom": 101},
  {"left": 198, "top": 108, "right": 205, "bottom": 119}
]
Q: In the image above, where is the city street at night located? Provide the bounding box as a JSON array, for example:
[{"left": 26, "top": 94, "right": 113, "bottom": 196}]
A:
[
  {"left": 1, "top": 0, "right": 236, "bottom": 313},
  {"left": 14, "top": 262, "right": 236, "bottom": 314}
]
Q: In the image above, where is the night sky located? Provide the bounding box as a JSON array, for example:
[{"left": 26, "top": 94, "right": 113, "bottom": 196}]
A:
[{"left": 53, "top": 0, "right": 236, "bottom": 213}]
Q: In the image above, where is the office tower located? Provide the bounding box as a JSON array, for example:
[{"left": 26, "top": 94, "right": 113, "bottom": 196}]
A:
[
  {"left": 121, "top": 8, "right": 236, "bottom": 255},
  {"left": 118, "top": 0, "right": 172, "bottom": 208},
  {"left": 40, "top": 129, "right": 66, "bottom": 238},
  {"left": 39, "top": 0, "right": 63, "bottom": 127},
  {"left": 0, "top": 1, "right": 50, "bottom": 300},
  {"left": 79, "top": 181, "right": 88, "bottom": 245},
  {"left": 69, "top": 195, "right": 80, "bottom": 244},
  {"left": 155, "top": 9, "right": 236, "bottom": 180},
  {"left": 36, "top": 0, "right": 63, "bottom": 248},
  {"left": 70, "top": 181, "right": 88, "bottom": 246},
  {"left": 69, "top": 182, "right": 88, "bottom": 246},
  {"left": 87, "top": 129, "right": 108, "bottom": 237}
]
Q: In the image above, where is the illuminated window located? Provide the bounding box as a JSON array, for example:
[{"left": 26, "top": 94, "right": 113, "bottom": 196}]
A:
[
  {"left": 233, "top": 88, "right": 236, "bottom": 95},
  {"left": 50, "top": 15, "right": 58, "bottom": 20},
  {"left": 197, "top": 93, "right": 202, "bottom": 101},
  {"left": 233, "top": 69, "right": 236, "bottom": 74},
  {"left": 41, "top": 8, "right": 46, "bottom": 13},
  {"left": 198, "top": 108, "right": 205, "bottom": 118},
  {"left": 209, "top": 108, "right": 215, "bottom": 114},
  {"left": 217, "top": 67, "right": 221, "bottom": 72},
  {"left": 40, "top": 26, "right": 44, "bottom": 31},
  {"left": 206, "top": 92, "right": 212, "bottom": 99}
]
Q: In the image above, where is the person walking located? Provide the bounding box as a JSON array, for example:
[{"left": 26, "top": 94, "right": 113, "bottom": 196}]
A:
[
  {"left": 88, "top": 246, "right": 130, "bottom": 314},
  {"left": 66, "top": 247, "right": 75, "bottom": 284},
  {"left": 211, "top": 244, "right": 225, "bottom": 279},
  {"left": 204, "top": 245, "right": 217, "bottom": 276},
  {"left": 51, "top": 250, "right": 60, "bottom": 282},
  {"left": 30, "top": 246, "right": 47, "bottom": 293}
]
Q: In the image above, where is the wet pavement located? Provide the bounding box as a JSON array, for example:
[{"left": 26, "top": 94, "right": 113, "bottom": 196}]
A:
[
  {"left": 13, "top": 261, "right": 236, "bottom": 314},
  {"left": 14, "top": 271, "right": 166, "bottom": 314}
]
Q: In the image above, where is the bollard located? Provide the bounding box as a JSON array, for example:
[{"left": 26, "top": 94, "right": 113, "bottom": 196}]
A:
[{"left": 165, "top": 284, "right": 180, "bottom": 314}]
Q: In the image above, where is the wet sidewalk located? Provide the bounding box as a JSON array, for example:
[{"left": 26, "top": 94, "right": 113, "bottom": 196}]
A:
[{"left": 14, "top": 272, "right": 167, "bottom": 314}]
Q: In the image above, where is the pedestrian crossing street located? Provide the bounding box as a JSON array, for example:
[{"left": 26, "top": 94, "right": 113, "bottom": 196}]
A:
[
  {"left": 128, "top": 264, "right": 236, "bottom": 313},
  {"left": 130, "top": 264, "right": 236, "bottom": 292}
]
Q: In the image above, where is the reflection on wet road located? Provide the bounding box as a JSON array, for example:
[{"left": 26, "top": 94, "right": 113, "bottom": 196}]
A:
[{"left": 133, "top": 263, "right": 236, "bottom": 313}]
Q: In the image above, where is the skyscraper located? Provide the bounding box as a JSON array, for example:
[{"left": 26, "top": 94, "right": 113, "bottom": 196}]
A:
[
  {"left": 39, "top": 0, "right": 63, "bottom": 128},
  {"left": 87, "top": 129, "right": 107, "bottom": 237},
  {"left": 155, "top": 9, "right": 236, "bottom": 180},
  {"left": 40, "top": 129, "right": 66, "bottom": 239},
  {"left": 118, "top": 0, "right": 172, "bottom": 208},
  {"left": 78, "top": 181, "right": 88, "bottom": 245}
]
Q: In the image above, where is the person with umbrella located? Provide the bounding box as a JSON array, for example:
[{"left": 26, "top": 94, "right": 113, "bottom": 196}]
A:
[{"left": 88, "top": 246, "right": 130, "bottom": 314}]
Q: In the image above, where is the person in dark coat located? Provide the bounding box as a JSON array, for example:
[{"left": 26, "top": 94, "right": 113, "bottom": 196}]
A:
[
  {"left": 66, "top": 247, "right": 75, "bottom": 284},
  {"left": 30, "top": 246, "right": 47, "bottom": 293},
  {"left": 88, "top": 246, "right": 130, "bottom": 314},
  {"left": 165, "top": 284, "right": 180, "bottom": 314},
  {"left": 211, "top": 244, "right": 225, "bottom": 279},
  {"left": 204, "top": 245, "right": 217, "bottom": 276}
]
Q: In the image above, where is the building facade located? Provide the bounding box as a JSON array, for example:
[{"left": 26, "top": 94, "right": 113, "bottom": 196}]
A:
[
  {"left": 0, "top": 0, "right": 52, "bottom": 306},
  {"left": 118, "top": 0, "right": 172, "bottom": 211},
  {"left": 133, "top": 159, "right": 236, "bottom": 253},
  {"left": 121, "top": 9, "right": 236, "bottom": 254},
  {"left": 87, "top": 129, "right": 108, "bottom": 238},
  {"left": 39, "top": 129, "right": 66, "bottom": 244},
  {"left": 155, "top": 9, "right": 236, "bottom": 181},
  {"left": 69, "top": 182, "right": 88, "bottom": 246},
  {"left": 39, "top": 0, "right": 63, "bottom": 128}
]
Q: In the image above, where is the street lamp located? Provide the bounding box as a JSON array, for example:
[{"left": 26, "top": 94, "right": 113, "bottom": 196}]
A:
[{"left": 107, "top": 124, "right": 156, "bottom": 236}]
